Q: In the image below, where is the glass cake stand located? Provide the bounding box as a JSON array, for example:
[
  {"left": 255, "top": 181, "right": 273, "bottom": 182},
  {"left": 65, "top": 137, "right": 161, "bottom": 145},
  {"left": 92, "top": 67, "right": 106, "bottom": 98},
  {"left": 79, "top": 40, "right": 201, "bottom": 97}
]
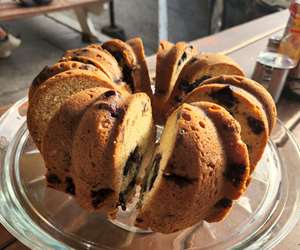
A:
[{"left": 0, "top": 97, "right": 300, "bottom": 250}]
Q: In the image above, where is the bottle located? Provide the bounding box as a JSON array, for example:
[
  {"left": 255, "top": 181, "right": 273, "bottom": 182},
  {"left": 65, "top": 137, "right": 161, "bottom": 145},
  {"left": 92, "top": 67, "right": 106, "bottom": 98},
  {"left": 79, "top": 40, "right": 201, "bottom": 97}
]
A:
[
  {"left": 279, "top": 0, "right": 300, "bottom": 97},
  {"left": 279, "top": 0, "right": 300, "bottom": 62}
]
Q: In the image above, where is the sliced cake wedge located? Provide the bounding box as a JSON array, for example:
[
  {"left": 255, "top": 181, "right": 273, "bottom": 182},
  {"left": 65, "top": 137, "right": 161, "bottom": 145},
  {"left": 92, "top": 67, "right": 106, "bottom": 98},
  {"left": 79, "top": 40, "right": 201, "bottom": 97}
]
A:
[{"left": 135, "top": 102, "right": 249, "bottom": 233}]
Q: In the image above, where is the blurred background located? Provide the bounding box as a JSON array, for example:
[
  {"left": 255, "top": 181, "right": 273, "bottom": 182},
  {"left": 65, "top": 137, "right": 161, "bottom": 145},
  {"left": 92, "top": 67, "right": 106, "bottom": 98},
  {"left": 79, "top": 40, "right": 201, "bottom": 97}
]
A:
[{"left": 0, "top": 0, "right": 291, "bottom": 105}]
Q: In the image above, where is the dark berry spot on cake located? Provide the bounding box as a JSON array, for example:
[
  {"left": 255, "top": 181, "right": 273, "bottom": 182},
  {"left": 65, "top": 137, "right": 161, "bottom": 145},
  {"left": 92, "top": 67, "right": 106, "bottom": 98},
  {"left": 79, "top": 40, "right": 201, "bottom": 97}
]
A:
[
  {"left": 181, "top": 112, "right": 191, "bottom": 121},
  {"left": 119, "top": 146, "right": 143, "bottom": 209},
  {"left": 179, "top": 75, "right": 211, "bottom": 93},
  {"left": 103, "top": 90, "right": 117, "bottom": 98},
  {"left": 111, "top": 108, "right": 125, "bottom": 119},
  {"left": 118, "top": 192, "right": 127, "bottom": 211},
  {"left": 119, "top": 180, "right": 136, "bottom": 210},
  {"left": 97, "top": 103, "right": 124, "bottom": 119},
  {"left": 136, "top": 218, "right": 143, "bottom": 223},
  {"left": 215, "top": 198, "right": 232, "bottom": 208},
  {"left": 209, "top": 86, "right": 237, "bottom": 108},
  {"left": 178, "top": 52, "right": 187, "bottom": 67},
  {"left": 247, "top": 116, "right": 265, "bottom": 135},
  {"left": 91, "top": 188, "right": 114, "bottom": 208},
  {"left": 65, "top": 177, "right": 75, "bottom": 195},
  {"left": 149, "top": 154, "right": 162, "bottom": 191},
  {"left": 208, "top": 162, "right": 215, "bottom": 169},
  {"left": 174, "top": 95, "right": 183, "bottom": 103},
  {"left": 123, "top": 65, "right": 134, "bottom": 92},
  {"left": 71, "top": 56, "right": 98, "bottom": 68},
  {"left": 97, "top": 102, "right": 111, "bottom": 110},
  {"left": 109, "top": 50, "right": 135, "bottom": 91},
  {"left": 46, "top": 173, "right": 61, "bottom": 184},
  {"left": 199, "top": 120, "right": 206, "bottom": 128},
  {"left": 163, "top": 172, "right": 197, "bottom": 188},
  {"left": 224, "top": 163, "right": 246, "bottom": 187},
  {"left": 142, "top": 102, "right": 149, "bottom": 114},
  {"left": 110, "top": 51, "right": 123, "bottom": 63},
  {"left": 123, "top": 146, "right": 141, "bottom": 176}
]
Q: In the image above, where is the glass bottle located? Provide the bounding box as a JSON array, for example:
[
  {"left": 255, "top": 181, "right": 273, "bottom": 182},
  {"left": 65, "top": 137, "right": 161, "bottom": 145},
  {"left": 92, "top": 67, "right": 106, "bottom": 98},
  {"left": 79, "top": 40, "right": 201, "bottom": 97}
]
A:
[{"left": 279, "top": 0, "right": 300, "bottom": 97}]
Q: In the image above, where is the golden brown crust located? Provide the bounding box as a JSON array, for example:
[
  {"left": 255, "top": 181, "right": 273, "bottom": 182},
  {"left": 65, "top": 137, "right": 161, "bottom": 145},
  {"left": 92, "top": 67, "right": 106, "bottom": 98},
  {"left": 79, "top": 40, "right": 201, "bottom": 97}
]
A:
[
  {"left": 155, "top": 41, "right": 198, "bottom": 96},
  {"left": 72, "top": 92, "right": 154, "bottom": 216},
  {"left": 86, "top": 43, "right": 103, "bottom": 51},
  {"left": 102, "top": 39, "right": 137, "bottom": 67},
  {"left": 136, "top": 102, "right": 249, "bottom": 233},
  {"left": 71, "top": 92, "right": 127, "bottom": 214},
  {"left": 192, "top": 102, "right": 250, "bottom": 199},
  {"left": 42, "top": 87, "right": 117, "bottom": 194},
  {"left": 127, "top": 37, "right": 153, "bottom": 97},
  {"left": 184, "top": 83, "right": 268, "bottom": 173},
  {"left": 165, "top": 53, "right": 245, "bottom": 117},
  {"left": 61, "top": 47, "right": 123, "bottom": 83},
  {"left": 28, "top": 61, "right": 100, "bottom": 102},
  {"left": 27, "top": 38, "right": 276, "bottom": 234},
  {"left": 102, "top": 39, "right": 138, "bottom": 93},
  {"left": 27, "top": 70, "right": 120, "bottom": 151},
  {"left": 193, "top": 102, "right": 250, "bottom": 222},
  {"left": 202, "top": 75, "right": 277, "bottom": 134},
  {"left": 153, "top": 41, "right": 197, "bottom": 124}
]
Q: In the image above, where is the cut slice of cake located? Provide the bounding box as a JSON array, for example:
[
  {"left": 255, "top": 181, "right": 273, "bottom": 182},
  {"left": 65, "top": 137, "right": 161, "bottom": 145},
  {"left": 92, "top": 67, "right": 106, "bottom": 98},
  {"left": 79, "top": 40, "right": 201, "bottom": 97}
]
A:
[
  {"left": 127, "top": 37, "right": 153, "bottom": 97},
  {"left": 28, "top": 61, "right": 100, "bottom": 102},
  {"left": 166, "top": 53, "right": 245, "bottom": 116},
  {"left": 43, "top": 87, "right": 127, "bottom": 194},
  {"left": 61, "top": 47, "right": 123, "bottom": 84},
  {"left": 184, "top": 83, "right": 269, "bottom": 172},
  {"left": 27, "top": 70, "right": 124, "bottom": 151},
  {"left": 202, "top": 75, "right": 277, "bottom": 133},
  {"left": 102, "top": 39, "right": 137, "bottom": 92},
  {"left": 153, "top": 41, "right": 197, "bottom": 124},
  {"left": 71, "top": 92, "right": 155, "bottom": 216},
  {"left": 135, "top": 102, "right": 249, "bottom": 233}
]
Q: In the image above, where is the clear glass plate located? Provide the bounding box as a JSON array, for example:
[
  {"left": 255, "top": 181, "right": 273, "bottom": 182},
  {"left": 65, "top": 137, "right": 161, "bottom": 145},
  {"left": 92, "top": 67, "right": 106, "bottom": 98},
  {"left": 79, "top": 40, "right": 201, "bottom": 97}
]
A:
[{"left": 0, "top": 97, "right": 300, "bottom": 250}]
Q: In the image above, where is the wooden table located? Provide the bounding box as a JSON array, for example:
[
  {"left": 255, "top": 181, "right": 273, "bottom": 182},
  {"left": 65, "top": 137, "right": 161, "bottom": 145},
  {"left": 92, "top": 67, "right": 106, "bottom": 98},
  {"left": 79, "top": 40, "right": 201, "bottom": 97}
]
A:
[
  {"left": 0, "top": 0, "right": 108, "bottom": 41},
  {"left": 1, "top": 9, "right": 300, "bottom": 249}
]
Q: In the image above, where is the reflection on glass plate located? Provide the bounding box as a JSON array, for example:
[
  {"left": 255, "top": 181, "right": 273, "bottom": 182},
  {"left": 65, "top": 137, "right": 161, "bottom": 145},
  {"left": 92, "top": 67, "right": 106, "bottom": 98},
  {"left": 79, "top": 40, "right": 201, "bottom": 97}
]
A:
[{"left": 0, "top": 97, "right": 300, "bottom": 250}]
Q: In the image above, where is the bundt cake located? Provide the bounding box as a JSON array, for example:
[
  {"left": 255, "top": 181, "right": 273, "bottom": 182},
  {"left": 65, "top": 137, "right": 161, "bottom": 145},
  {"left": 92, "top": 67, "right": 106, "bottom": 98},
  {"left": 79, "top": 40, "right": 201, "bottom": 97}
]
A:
[
  {"left": 135, "top": 102, "right": 250, "bottom": 233},
  {"left": 26, "top": 37, "right": 276, "bottom": 234},
  {"left": 71, "top": 92, "right": 155, "bottom": 215}
]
